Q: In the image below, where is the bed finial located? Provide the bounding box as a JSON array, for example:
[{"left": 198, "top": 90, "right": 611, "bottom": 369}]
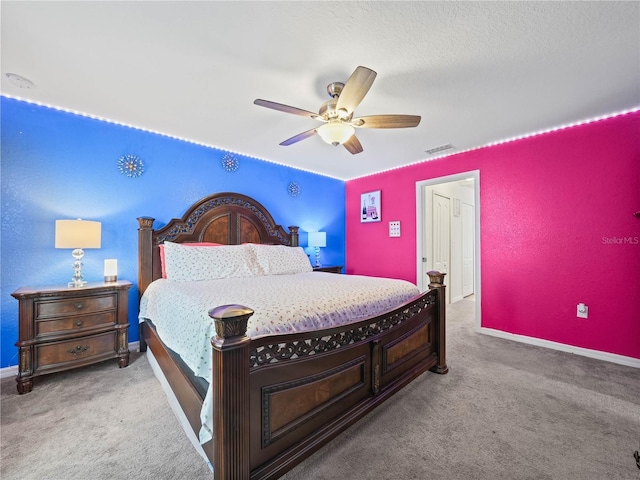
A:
[
  {"left": 288, "top": 226, "right": 299, "bottom": 247},
  {"left": 137, "top": 217, "right": 155, "bottom": 230},
  {"left": 426, "top": 270, "right": 446, "bottom": 289},
  {"left": 208, "top": 304, "right": 254, "bottom": 339}
]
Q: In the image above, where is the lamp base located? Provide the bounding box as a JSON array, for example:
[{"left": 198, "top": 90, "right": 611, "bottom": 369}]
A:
[
  {"left": 68, "top": 248, "right": 88, "bottom": 288},
  {"left": 104, "top": 275, "right": 117, "bottom": 283},
  {"left": 314, "top": 247, "right": 321, "bottom": 268}
]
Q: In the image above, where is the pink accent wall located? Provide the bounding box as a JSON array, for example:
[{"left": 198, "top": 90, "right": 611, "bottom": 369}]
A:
[{"left": 346, "top": 111, "right": 640, "bottom": 360}]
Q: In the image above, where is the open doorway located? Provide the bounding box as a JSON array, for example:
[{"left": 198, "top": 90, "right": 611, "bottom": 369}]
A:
[{"left": 415, "top": 171, "right": 481, "bottom": 328}]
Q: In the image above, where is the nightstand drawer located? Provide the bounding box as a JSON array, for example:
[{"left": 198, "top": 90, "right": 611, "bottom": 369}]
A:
[
  {"left": 35, "top": 332, "right": 117, "bottom": 368},
  {"left": 36, "top": 312, "right": 116, "bottom": 337},
  {"left": 36, "top": 294, "right": 116, "bottom": 319}
]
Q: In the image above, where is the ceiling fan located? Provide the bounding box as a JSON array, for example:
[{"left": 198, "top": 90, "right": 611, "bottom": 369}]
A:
[{"left": 254, "top": 66, "right": 421, "bottom": 155}]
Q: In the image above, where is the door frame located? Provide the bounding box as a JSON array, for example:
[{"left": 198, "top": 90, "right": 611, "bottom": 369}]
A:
[
  {"left": 461, "top": 200, "right": 476, "bottom": 298},
  {"left": 415, "top": 170, "right": 481, "bottom": 330}
]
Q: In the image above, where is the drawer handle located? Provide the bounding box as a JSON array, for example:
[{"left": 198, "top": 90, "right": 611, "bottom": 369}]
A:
[
  {"left": 75, "top": 320, "right": 83, "bottom": 327},
  {"left": 74, "top": 302, "right": 84, "bottom": 310},
  {"left": 67, "top": 345, "right": 89, "bottom": 355}
]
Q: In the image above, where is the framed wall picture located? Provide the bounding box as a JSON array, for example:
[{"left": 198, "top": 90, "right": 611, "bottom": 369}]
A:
[{"left": 360, "top": 190, "right": 381, "bottom": 222}]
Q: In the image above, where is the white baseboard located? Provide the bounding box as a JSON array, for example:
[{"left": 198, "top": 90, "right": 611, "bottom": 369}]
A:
[
  {"left": 0, "top": 340, "right": 143, "bottom": 380},
  {"left": 1, "top": 365, "right": 18, "bottom": 380},
  {"left": 451, "top": 294, "right": 464, "bottom": 304},
  {"left": 479, "top": 327, "right": 640, "bottom": 368}
]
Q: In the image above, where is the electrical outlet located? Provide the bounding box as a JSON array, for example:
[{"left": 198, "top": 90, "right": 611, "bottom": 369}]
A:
[
  {"left": 389, "top": 221, "right": 401, "bottom": 237},
  {"left": 577, "top": 303, "right": 588, "bottom": 319}
]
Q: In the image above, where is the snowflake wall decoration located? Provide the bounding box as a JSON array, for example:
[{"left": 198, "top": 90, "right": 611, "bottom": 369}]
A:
[
  {"left": 117, "top": 154, "right": 144, "bottom": 178},
  {"left": 221, "top": 153, "right": 239, "bottom": 172},
  {"left": 287, "top": 182, "right": 301, "bottom": 197}
]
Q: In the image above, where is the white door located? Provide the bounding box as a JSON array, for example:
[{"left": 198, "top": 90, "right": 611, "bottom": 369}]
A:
[
  {"left": 462, "top": 202, "right": 475, "bottom": 297},
  {"left": 433, "top": 193, "right": 450, "bottom": 302}
]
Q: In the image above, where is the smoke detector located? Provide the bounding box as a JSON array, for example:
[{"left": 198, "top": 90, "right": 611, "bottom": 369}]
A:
[{"left": 5, "top": 73, "right": 35, "bottom": 89}]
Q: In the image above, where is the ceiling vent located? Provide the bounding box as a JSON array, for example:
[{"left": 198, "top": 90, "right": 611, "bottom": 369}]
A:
[{"left": 425, "top": 143, "right": 455, "bottom": 155}]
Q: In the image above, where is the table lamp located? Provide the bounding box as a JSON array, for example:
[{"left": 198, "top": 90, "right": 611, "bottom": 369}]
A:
[
  {"left": 307, "top": 231, "right": 326, "bottom": 268},
  {"left": 55, "top": 219, "right": 101, "bottom": 287}
]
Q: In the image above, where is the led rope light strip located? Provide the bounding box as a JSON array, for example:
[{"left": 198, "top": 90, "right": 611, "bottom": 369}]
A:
[
  {"left": 3, "top": 94, "right": 637, "bottom": 182},
  {"left": 1, "top": 94, "right": 342, "bottom": 180},
  {"left": 350, "top": 106, "right": 640, "bottom": 180}
]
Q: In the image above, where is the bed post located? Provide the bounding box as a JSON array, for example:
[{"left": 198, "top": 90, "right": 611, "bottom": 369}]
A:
[
  {"left": 137, "top": 217, "right": 155, "bottom": 296},
  {"left": 137, "top": 217, "right": 155, "bottom": 353},
  {"left": 288, "top": 226, "right": 299, "bottom": 247},
  {"left": 209, "top": 304, "right": 254, "bottom": 480},
  {"left": 427, "top": 271, "right": 448, "bottom": 374}
]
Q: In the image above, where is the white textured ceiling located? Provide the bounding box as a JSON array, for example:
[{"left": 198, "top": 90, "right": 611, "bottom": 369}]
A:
[{"left": 2, "top": 1, "right": 639, "bottom": 180}]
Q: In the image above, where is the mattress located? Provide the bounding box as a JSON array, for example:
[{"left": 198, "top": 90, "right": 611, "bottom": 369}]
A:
[{"left": 139, "top": 271, "right": 420, "bottom": 443}]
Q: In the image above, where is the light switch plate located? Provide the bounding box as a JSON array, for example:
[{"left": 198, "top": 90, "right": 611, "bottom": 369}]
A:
[{"left": 389, "top": 221, "right": 401, "bottom": 237}]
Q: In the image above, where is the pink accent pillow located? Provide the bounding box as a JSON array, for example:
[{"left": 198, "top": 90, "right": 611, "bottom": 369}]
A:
[{"left": 159, "top": 242, "right": 224, "bottom": 278}]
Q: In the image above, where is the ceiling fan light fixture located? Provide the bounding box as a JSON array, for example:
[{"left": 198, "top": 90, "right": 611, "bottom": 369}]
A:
[
  {"left": 317, "top": 122, "right": 355, "bottom": 146},
  {"left": 254, "top": 66, "right": 419, "bottom": 154}
]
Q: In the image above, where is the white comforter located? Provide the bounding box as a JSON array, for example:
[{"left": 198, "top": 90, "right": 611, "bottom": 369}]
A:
[{"left": 139, "top": 272, "right": 419, "bottom": 444}]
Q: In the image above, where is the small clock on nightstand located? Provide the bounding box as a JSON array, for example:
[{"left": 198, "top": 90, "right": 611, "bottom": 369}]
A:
[{"left": 312, "top": 266, "right": 343, "bottom": 274}]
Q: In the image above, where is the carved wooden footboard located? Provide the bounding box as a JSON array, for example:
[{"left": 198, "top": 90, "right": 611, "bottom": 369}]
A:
[
  {"left": 209, "top": 286, "right": 446, "bottom": 479},
  {"left": 137, "top": 192, "right": 447, "bottom": 480}
]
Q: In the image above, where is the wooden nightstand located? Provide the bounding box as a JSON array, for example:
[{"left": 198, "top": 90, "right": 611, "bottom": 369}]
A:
[
  {"left": 312, "top": 266, "right": 343, "bottom": 274},
  {"left": 12, "top": 280, "right": 132, "bottom": 394}
]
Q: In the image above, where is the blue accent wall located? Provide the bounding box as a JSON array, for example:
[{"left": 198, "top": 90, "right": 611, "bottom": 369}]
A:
[{"left": 0, "top": 97, "right": 345, "bottom": 368}]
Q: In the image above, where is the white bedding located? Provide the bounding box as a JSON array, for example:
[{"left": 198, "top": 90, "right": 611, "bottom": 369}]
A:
[{"left": 139, "top": 271, "right": 420, "bottom": 444}]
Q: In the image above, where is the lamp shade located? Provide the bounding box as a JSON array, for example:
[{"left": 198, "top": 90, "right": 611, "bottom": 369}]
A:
[
  {"left": 317, "top": 122, "right": 355, "bottom": 146},
  {"left": 308, "top": 231, "right": 326, "bottom": 248},
  {"left": 55, "top": 219, "right": 101, "bottom": 249}
]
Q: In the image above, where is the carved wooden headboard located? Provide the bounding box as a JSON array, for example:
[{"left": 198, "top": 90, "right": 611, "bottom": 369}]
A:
[{"left": 137, "top": 192, "right": 299, "bottom": 297}]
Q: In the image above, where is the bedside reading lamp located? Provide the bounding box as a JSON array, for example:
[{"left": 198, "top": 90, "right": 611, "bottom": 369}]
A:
[
  {"left": 55, "top": 219, "right": 101, "bottom": 287},
  {"left": 307, "top": 231, "right": 326, "bottom": 268}
]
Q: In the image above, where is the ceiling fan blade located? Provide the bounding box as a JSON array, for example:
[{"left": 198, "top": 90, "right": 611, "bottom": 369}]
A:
[
  {"left": 254, "top": 99, "right": 320, "bottom": 119},
  {"left": 343, "top": 134, "right": 363, "bottom": 155},
  {"left": 279, "top": 128, "right": 318, "bottom": 146},
  {"left": 352, "top": 114, "right": 421, "bottom": 129},
  {"left": 336, "top": 66, "right": 377, "bottom": 114}
]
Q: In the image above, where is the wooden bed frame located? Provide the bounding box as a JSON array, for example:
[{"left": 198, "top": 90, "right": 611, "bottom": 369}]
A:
[{"left": 137, "top": 192, "right": 447, "bottom": 479}]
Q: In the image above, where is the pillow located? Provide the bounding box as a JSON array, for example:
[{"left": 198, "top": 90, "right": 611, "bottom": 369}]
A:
[
  {"left": 248, "top": 244, "right": 313, "bottom": 275},
  {"left": 162, "top": 242, "right": 261, "bottom": 281},
  {"left": 159, "top": 242, "right": 223, "bottom": 279}
]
